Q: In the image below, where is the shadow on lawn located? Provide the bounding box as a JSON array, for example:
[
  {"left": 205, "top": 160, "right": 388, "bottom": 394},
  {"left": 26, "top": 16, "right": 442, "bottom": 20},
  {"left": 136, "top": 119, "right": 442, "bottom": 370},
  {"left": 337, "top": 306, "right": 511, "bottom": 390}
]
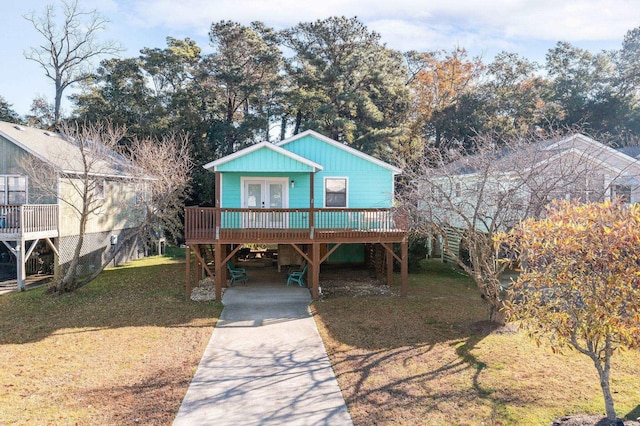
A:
[
  {"left": 0, "top": 261, "right": 221, "bottom": 344},
  {"left": 327, "top": 321, "right": 521, "bottom": 424},
  {"left": 80, "top": 364, "right": 192, "bottom": 425},
  {"left": 313, "top": 260, "right": 522, "bottom": 424}
]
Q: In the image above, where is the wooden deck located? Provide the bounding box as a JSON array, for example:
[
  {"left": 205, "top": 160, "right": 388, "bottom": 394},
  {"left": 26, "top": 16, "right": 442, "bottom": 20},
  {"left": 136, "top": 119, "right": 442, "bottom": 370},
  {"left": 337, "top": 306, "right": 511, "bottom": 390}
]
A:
[
  {"left": 0, "top": 204, "right": 59, "bottom": 240},
  {"left": 0, "top": 204, "right": 59, "bottom": 291},
  {"left": 184, "top": 207, "right": 409, "bottom": 302},
  {"left": 184, "top": 207, "right": 408, "bottom": 244}
]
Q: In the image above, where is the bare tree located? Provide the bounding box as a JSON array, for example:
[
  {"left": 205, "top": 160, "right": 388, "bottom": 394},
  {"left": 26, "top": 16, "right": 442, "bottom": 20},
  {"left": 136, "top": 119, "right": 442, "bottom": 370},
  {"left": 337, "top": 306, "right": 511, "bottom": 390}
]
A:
[
  {"left": 24, "top": 0, "right": 123, "bottom": 128},
  {"left": 122, "top": 133, "right": 194, "bottom": 247},
  {"left": 399, "top": 130, "right": 635, "bottom": 323},
  {"left": 21, "top": 122, "right": 192, "bottom": 293}
]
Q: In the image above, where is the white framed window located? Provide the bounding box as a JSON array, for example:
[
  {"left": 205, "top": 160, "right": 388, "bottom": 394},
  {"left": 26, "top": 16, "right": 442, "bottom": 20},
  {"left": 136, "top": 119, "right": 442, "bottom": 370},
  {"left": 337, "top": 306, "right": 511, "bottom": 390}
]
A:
[
  {"left": 324, "top": 177, "right": 348, "bottom": 208},
  {"left": 0, "top": 175, "right": 27, "bottom": 205},
  {"left": 612, "top": 184, "right": 632, "bottom": 204}
]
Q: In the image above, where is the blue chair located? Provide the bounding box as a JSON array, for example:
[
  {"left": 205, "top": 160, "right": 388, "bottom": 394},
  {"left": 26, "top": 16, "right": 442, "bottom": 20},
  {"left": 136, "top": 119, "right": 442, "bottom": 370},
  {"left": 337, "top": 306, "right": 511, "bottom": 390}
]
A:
[
  {"left": 287, "top": 262, "right": 307, "bottom": 287},
  {"left": 227, "top": 261, "right": 247, "bottom": 285}
]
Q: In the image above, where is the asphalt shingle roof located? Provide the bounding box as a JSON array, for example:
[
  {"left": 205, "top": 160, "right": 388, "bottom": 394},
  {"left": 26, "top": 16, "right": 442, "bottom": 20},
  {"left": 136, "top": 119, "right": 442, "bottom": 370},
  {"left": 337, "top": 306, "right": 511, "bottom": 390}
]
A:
[{"left": 0, "top": 121, "right": 132, "bottom": 178}]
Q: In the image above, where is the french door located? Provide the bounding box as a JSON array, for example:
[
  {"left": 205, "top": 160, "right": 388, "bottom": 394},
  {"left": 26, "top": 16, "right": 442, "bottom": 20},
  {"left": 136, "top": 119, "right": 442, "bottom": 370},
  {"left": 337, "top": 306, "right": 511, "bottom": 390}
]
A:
[{"left": 242, "top": 178, "right": 288, "bottom": 228}]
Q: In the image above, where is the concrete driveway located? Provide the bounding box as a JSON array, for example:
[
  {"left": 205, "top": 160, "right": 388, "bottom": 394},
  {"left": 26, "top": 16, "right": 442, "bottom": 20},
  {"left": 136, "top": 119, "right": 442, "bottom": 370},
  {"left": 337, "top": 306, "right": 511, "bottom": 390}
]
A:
[{"left": 173, "top": 283, "right": 353, "bottom": 426}]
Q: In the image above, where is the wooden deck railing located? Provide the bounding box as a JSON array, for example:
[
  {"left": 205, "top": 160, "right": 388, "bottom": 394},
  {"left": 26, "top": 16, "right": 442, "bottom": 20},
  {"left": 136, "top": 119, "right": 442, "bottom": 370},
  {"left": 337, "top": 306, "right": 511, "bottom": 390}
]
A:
[
  {"left": 0, "top": 204, "right": 59, "bottom": 237},
  {"left": 185, "top": 207, "right": 408, "bottom": 243}
]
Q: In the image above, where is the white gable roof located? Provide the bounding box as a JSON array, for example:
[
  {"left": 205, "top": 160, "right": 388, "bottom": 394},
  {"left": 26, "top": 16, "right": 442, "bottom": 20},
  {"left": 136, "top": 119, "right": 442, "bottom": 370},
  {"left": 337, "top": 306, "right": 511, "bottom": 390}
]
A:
[
  {"left": 276, "top": 130, "right": 402, "bottom": 175},
  {"left": 539, "top": 133, "right": 640, "bottom": 174},
  {"left": 203, "top": 141, "right": 324, "bottom": 172},
  {"left": 449, "top": 133, "right": 640, "bottom": 177}
]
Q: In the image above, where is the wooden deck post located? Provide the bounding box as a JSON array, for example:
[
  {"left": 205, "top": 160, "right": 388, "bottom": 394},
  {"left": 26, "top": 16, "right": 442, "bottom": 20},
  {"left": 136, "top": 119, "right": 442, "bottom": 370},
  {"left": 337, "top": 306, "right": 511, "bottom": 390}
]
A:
[
  {"left": 185, "top": 245, "right": 191, "bottom": 300},
  {"left": 386, "top": 243, "right": 394, "bottom": 286},
  {"left": 401, "top": 239, "right": 408, "bottom": 297},
  {"left": 214, "top": 243, "right": 223, "bottom": 301},
  {"left": 311, "top": 243, "right": 320, "bottom": 299},
  {"left": 220, "top": 244, "right": 228, "bottom": 288},
  {"left": 194, "top": 244, "right": 201, "bottom": 284}
]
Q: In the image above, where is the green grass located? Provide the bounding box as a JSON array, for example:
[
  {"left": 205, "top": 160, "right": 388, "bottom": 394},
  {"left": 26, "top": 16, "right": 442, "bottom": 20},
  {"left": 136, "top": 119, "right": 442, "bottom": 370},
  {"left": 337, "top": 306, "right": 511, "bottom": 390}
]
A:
[
  {"left": 0, "top": 249, "right": 221, "bottom": 425},
  {"left": 313, "top": 259, "right": 640, "bottom": 425}
]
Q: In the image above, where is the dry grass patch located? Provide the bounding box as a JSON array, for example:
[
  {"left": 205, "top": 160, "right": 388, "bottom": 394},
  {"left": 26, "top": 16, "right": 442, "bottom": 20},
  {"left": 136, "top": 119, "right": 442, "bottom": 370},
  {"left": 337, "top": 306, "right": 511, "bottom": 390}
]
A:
[
  {"left": 313, "top": 260, "right": 640, "bottom": 425},
  {"left": 0, "top": 250, "right": 220, "bottom": 425}
]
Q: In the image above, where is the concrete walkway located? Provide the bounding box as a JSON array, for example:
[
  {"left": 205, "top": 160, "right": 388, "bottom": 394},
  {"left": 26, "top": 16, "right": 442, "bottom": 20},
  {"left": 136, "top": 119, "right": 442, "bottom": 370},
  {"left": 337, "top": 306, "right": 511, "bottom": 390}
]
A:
[{"left": 173, "top": 284, "right": 353, "bottom": 426}]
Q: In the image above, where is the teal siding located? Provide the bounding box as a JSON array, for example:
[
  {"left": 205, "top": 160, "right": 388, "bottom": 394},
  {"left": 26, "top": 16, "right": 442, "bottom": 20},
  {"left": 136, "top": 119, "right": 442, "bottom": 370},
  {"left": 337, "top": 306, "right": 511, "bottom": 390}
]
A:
[
  {"left": 217, "top": 133, "right": 397, "bottom": 209},
  {"left": 281, "top": 135, "right": 395, "bottom": 208},
  {"left": 221, "top": 173, "right": 241, "bottom": 208},
  {"left": 216, "top": 146, "right": 314, "bottom": 172},
  {"left": 289, "top": 173, "right": 311, "bottom": 208}
]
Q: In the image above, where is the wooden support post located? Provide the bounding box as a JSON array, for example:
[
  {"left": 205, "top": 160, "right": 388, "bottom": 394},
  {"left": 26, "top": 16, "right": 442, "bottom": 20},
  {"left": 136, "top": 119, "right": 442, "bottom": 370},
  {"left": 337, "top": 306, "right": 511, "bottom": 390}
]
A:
[
  {"left": 220, "top": 244, "right": 228, "bottom": 288},
  {"left": 386, "top": 243, "right": 394, "bottom": 286},
  {"left": 401, "top": 239, "right": 408, "bottom": 297},
  {"left": 194, "top": 244, "right": 201, "bottom": 284},
  {"left": 186, "top": 245, "right": 191, "bottom": 300},
  {"left": 311, "top": 243, "right": 320, "bottom": 299},
  {"left": 214, "top": 243, "right": 223, "bottom": 301}
]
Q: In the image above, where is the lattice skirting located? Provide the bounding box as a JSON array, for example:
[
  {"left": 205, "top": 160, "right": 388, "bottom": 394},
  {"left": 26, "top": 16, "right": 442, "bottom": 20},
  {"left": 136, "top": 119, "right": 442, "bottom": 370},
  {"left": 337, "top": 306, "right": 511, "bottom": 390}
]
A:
[{"left": 57, "top": 228, "right": 144, "bottom": 274}]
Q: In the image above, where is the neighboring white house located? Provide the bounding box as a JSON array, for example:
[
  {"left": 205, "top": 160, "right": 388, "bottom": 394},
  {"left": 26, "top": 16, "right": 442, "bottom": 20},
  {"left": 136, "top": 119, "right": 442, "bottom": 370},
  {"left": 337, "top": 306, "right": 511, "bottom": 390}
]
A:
[
  {"left": 420, "top": 133, "right": 640, "bottom": 263},
  {"left": 0, "top": 121, "right": 148, "bottom": 290}
]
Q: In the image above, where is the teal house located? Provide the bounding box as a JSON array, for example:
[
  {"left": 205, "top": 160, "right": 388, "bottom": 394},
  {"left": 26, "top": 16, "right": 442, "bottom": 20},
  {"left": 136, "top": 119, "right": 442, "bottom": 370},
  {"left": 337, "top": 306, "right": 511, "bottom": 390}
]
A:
[{"left": 184, "top": 130, "right": 409, "bottom": 300}]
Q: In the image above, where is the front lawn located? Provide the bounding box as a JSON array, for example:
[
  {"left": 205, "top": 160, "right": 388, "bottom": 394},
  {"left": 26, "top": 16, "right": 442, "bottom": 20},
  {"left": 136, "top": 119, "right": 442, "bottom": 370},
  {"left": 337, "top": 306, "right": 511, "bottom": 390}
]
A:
[
  {"left": 3, "top": 254, "right": 639, "bottom": 425},
  {"left": 313, "top": 260, "right": 640, "bottom": 425},
  {"left": 0, "top": 250, "right": 221, "bottom": 425}
]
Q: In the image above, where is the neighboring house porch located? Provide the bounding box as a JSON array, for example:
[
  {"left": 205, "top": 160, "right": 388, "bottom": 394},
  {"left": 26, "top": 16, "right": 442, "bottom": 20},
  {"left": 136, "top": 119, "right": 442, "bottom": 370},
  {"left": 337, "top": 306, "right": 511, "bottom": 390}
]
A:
[{"left": 0, "top": 204, "right": 59, "bottom": 290}]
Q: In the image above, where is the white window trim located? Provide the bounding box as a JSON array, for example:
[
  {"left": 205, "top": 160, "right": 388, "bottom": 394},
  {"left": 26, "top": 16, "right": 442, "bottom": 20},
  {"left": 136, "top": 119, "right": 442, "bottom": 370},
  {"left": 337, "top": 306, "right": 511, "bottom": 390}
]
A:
[
  {"left": 323, "top": 176, "right": 349, "bottom": 208},
  {"left": 0, "top": 175, "right": 28, "bottom": 205},
  {"left": 0, "top": 176, "right": 5, "bottom": 205}
]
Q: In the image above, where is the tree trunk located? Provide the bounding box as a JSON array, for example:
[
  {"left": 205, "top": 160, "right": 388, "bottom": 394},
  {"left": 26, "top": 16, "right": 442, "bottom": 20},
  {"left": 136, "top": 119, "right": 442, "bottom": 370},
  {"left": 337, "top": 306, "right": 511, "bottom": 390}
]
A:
[
  {"left": 54, "top": 82, "right": 63, "bottom": 129},
  {"left": 592, "top": 347, "right": 617, "bottom": 423},
  {"left": 57, "top": 185, "right": 90, "bottom": 293},
  {"left": 488, "top": 302, "right": 506, "bottom": 325},
  {"left": 280, "top": 115, "right": 287, "bottom": 141},
  {"left": 294, "top": 110, "right": 302, "bottom": 135}
]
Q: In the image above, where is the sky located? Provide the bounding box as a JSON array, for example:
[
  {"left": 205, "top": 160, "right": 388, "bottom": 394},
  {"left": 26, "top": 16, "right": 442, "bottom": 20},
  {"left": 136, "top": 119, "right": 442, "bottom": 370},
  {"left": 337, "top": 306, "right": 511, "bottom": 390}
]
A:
[{"left": 0, "top": 0, "right": 638, "bottom": 117}]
